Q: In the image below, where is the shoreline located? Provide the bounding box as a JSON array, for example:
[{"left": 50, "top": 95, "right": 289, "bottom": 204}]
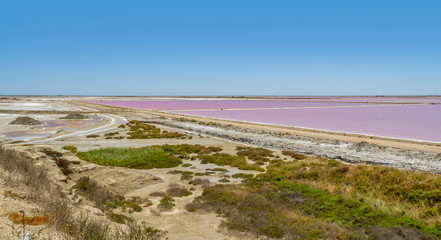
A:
[{"left": 74, "top": 100, "right": 441, "bottom": 153}]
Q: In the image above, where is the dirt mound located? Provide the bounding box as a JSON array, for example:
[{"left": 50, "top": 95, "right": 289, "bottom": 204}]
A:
[
  {"left": 59, "top": 113, "right": 89, "bottom": 119},
  {"left": 10, "top": 116, "right": 43, "bottom": 125}
]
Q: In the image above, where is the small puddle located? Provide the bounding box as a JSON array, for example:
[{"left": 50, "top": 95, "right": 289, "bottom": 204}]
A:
[{"left": 2, "top": 115, "right": 102, "bottom": 141}]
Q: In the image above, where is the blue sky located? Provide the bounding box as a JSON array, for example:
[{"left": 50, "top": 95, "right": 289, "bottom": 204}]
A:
[{"left": 1, "top": 0, "right": 440, "bottom": 95}]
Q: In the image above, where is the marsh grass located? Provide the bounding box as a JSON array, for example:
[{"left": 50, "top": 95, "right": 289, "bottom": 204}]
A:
[{"left": 76, "top": 147, "right": 182, "bottom": 169}]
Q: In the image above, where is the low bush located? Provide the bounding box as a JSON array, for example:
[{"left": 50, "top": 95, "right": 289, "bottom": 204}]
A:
[
  {"left": 232, "top": 173, "right": 254, "bottom": 179},
  {"left": 281, "top": 150, "right": 307, "bottom": 160},
  {"left": 158, "top": 196, "right": 175, "bottom": 210},
  {"left": 86, "top": 134, "right": 100, "bottom": 138},
  {"left": 190, "top": 178, "right": 210, "bottom": 185},
  {"left": 166, "top": 185, "right": 192, "bottom": 197}
]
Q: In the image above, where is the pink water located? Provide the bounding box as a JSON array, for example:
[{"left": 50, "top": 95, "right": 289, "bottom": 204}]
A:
[
  {"left": 169, "top": 105, "right": 441, "bottom": 142},
  {"left": 85, "top": 100, "right": 374, "bottom": 110},
  {"left": 263, "top": 96, "right": 441, "bottom": 104}
]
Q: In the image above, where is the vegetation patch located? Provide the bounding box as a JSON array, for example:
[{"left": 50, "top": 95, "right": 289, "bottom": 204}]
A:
[
  {"left": 3, "top": 190, "right": 18, "bottom": 199},
  {"left": 108, "top": 213, "right": 132, "bottom": 224},
  {"left": 188, "top": 179, "right": 437, "bottom": 239},
  {"left": 166, "top": 185, "right": 192, "bottom": 197},
  {"left": 281, "top": 150, "right": 307, "bottom": 160},
  {"left": 232, "top": 173, "right": 254, "bottom": 179},
  {"left": 62, "top": 145, "right": 77, "bottom": 154},
  {"left": 190, "top": 178, "right": 210, "bottom": 185},
  {"left": 76, "top": 146, "right": 182, "bottom": 169},
  {"left": 263, "top": 157, "right": 441, "bottom": 224},
  {"left": 199, "top": 153, "right": 264, "bottom": 172},
  {"left": 159, "top": 196, "right": 175, "bottom": 210},
  {"left": 126, "top": 120, "right": 188, "bottom": 139},
  {"left": 236, "top": 146, "right": 275, "bottom": 163},
  {"left": 7, "top": 212, "right": 49, "bottom": 225},
  {"left": 86, "top": 134, "right": 99, "bottom": 138},
  {"left": 208, "top": 168, "right": 228, "bottom": 172},
  {"left": 72, "top": 177, "right": 145, "bottom": 213},
  {"left": 159, "top": 144, "right": 222, "bottom": 157}
]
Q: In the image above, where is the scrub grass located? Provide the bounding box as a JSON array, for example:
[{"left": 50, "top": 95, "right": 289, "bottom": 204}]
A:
[
  {"left": 263, "top": 157, "right": 441, "bottom": 224},
  {"left": 72, "top": 177, "right": 145, "bottom": 213},
  {"left": 188, "top": 181, "right": 436, "bottom": 239},
  {"left": 281, "top": 150, "right": 307, "bottom": 160},
  {"left": 159, "top": 144, "right": 222, "bottom": 158},
  {"left": 126, "top": 120, "right": 188, "bottom": 139},
  {"left": 62, "top": 145, "right": 77, "bottom": 154},
  {"left": 76, "top": 147, "right": 182, "bottom": 169},
  {"left": 236, "top": 146, "right": 275, "bottom": 163},
  {"left": 7, "top": 212, "right": 49, "bottom": 225},
  {"left": 186, "top": 156, "right": 441, "bottom": 239},
  {"left": 0, "top": 145, "right": 164, "bottom": 239},
  {"left": 199, "top": 153, "right": 264, "bottom": 172}
]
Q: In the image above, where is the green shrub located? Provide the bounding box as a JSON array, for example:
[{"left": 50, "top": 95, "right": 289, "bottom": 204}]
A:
[
  {"left": 61, "top": 145, "right": 77, "bottom": 154},
  {"left": 86, "top": 134, "right": 99, "bottom": 138},
  {"left": 159, "top": 196, "right": 175, "bottom": 210}
]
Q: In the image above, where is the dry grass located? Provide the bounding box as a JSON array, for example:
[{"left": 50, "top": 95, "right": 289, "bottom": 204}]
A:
[
  {"left": 7, "top": 212, "right": 49, "bottom": 225},
  {"left": 0, "top": 145, "right": 61, "bottom": 201},
  {"left": 0, "top": 145, "right": 165, "bottom": 239},
  {"left": 3, "top": 190, "right": 18, "bottom": 198}
]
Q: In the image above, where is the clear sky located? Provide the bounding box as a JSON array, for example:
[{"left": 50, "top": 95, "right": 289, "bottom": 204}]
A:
[{"left": 1, "top": 1, "right": 440, "bottom": 96}]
